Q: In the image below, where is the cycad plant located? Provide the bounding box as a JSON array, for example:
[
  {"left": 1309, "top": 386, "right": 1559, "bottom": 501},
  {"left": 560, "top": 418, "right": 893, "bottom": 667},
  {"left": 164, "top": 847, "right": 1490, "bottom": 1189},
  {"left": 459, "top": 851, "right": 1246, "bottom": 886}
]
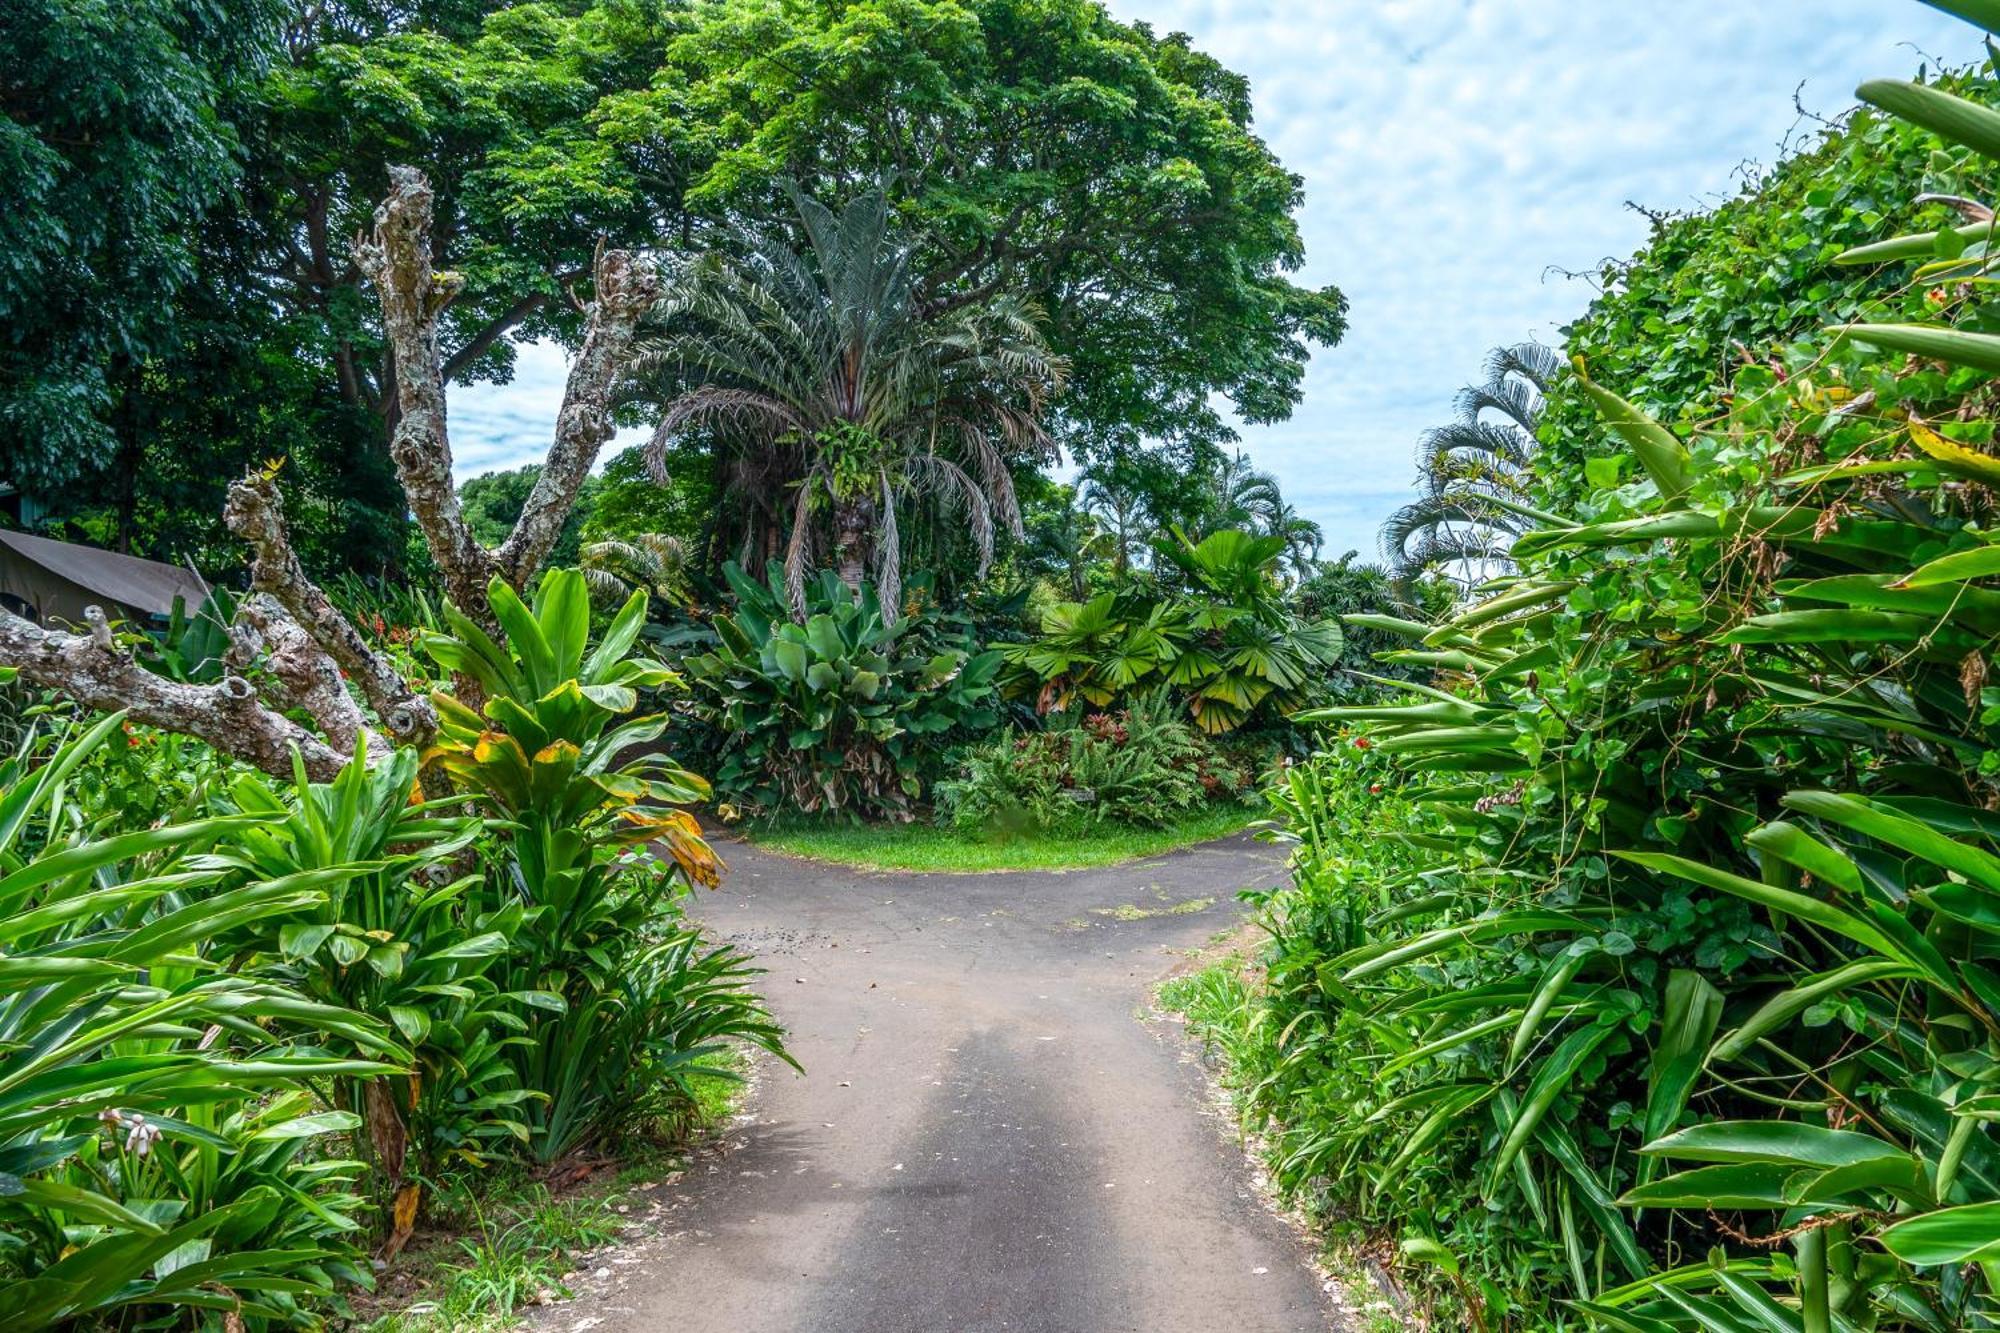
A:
[
  {"left": 1380, "top": 341, "right": 1560, "bottom": 588},
  {"left": 630, "top": 183, "right": 1066, "bottom": 618}
]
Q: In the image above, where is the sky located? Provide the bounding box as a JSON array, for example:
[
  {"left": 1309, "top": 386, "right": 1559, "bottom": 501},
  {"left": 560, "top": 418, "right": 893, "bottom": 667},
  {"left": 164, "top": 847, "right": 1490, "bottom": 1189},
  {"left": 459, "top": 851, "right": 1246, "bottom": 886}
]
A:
[{"left": 451, "top": 0, "right": 1983, "bottom": 562}]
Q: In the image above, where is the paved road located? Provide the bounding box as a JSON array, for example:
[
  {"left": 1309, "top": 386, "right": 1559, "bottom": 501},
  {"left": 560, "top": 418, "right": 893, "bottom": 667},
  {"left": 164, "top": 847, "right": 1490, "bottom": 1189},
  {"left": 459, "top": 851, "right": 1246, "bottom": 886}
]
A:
[{"left": 531, "top": 832, "right": 1342, "bottom": 1333}]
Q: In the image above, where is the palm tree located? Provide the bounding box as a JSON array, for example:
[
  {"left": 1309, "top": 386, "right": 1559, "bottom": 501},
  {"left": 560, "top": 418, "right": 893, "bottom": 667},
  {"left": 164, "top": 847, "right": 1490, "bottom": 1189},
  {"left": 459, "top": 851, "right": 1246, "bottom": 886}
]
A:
[
  {"left": 579, "top": 533, "right": 690, "bottom": 611},
  {"left": 1270, "top": 499, "right": 1323, "bottom": 578},
  {"left": 1381, "top": 341, "right": 1557, "bottom": 589},
  {"left": 1078, "top": 470, "right": 1151, "bottom": 575},
  {"left": 629, "top": 184, "right": 1066, "bottom": 619},
  {"left": 1199, "top": 450, "right": 1285, "bottom": 535},
  {"left": 1023, "top": 486, "right": 1109, "bottom": 600}
]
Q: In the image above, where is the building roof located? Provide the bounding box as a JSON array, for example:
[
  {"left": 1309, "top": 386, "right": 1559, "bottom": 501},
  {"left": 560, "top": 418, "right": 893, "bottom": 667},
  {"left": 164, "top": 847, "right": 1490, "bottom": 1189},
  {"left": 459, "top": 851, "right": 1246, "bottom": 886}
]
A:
[{"left": 0, "top": 529, "right": 211, "bottom": 619}]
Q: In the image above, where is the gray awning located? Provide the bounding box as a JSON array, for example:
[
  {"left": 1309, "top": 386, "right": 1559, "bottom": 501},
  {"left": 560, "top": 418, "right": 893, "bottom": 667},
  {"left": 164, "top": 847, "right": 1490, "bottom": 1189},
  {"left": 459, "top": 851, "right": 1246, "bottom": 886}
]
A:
[{"left": 0, "top": 530, "right": 212, "bottom": 626}]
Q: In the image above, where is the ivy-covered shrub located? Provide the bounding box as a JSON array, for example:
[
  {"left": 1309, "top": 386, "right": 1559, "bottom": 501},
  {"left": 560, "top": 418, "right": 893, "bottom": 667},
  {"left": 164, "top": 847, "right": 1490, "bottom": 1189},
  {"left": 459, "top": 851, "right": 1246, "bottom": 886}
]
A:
[
  {"left": 937, "top": 691, "right": 1256, "bottom": 832},
  {"left": 682, "top": 561, "right": 1004, "bottom": 819},
  {"left": 1192, "top": 41, "right": 2000, "bottom": 1330},
  {"left": 1536, "top": 55, "right": 1999, "bottom": 507}
]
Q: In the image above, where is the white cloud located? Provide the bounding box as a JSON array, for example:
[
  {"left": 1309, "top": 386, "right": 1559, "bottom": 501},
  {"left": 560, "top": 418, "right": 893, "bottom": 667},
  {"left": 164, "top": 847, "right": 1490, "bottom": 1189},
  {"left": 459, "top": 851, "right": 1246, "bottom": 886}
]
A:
[
  {"left": 452, "top": 0, "right": 1980, "bottom": 559},
  {"left": 449, "top": 341, "right": 647, "bottom": 483}
]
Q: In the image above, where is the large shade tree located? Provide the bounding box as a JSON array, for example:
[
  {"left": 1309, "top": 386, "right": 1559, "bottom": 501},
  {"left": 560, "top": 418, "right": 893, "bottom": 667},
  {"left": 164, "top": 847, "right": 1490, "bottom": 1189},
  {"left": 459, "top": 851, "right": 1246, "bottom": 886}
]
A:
[
  {"left": 0, "top": 0, "right": 285, "bottom": 492},
  {"left": 600, "top": 0, "right": 1348, "bottom": 461},
  {"left": 9, "top": 0, "right": 709, "bottom": 570},
  {"left": 10, "top": 0, "right": 1346, "bottom": 585},
  {"left": 631, "top": 185, "right": 1065, "bottom": 618}
]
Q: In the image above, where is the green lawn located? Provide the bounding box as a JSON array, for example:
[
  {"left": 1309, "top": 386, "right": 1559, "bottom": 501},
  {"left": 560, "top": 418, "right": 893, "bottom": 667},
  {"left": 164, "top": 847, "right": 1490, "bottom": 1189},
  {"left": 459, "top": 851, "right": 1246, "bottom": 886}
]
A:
[{"left": 737, "top": 804, "right": 1261, "bottom": 873}]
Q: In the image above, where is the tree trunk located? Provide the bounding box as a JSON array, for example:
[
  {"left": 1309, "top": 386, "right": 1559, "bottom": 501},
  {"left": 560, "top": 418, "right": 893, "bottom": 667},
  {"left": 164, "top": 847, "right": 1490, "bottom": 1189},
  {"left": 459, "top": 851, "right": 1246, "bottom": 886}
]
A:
[
  {"left": 0, "top": 166, "right": 659, "bottom": 781},
  {"left": 832, "top": 491, "right": 876, "bottom": 593}
]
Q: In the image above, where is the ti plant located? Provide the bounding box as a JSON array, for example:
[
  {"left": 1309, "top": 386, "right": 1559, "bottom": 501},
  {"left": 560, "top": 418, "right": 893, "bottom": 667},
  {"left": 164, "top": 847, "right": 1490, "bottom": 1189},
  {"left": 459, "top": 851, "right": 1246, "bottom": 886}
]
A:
[{"left": 422, "top": 569, "right": 787, "bottom": 1163}]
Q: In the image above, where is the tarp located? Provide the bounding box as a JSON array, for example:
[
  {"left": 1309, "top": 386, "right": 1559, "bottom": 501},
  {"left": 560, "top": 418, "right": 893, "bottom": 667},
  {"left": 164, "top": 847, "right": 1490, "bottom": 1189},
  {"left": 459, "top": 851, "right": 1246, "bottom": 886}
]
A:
[{"left": 0, "top": 530, "right": 211, "bottom": 627}]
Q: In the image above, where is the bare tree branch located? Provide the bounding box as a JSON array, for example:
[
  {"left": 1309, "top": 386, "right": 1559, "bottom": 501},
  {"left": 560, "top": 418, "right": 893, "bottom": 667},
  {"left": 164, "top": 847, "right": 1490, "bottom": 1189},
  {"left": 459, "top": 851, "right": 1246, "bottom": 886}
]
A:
[
  {"left": 234, "top": 594, "right": 377, "bottom": 757},
  {"left": 354, "top": 166, "right": 496, "bottom": 619},
  {"left": 496, "top": 241, "right": 661, "bottom": 585},
  {"left": 0, "top": 166, "right": 648, "bottom": 780},
  {"left": 0, "top": 610, "right": 350, "bottom": 782},
  {"left": 441, "top": 287, "right": 558, "bottom": 382},
  {"left": 225, "top": 473, "right": 437, "bottom": 748}
]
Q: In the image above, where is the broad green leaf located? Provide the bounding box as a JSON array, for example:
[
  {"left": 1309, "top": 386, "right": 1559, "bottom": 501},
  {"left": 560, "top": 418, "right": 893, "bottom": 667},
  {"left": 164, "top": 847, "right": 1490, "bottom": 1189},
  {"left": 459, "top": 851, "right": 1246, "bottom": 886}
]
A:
[
  {"left": 1858, "top": 77, "right": 2000, "bottom": 161},
  {"left": 1896, "top": 542, "right": 2000, "bottom": 587},
  {"left": 1878, "top": 1199, "right": 2000, "bottom": 1264},
  {"left": 1831, "top": 320, "right": 2000, "bottom": 373},
  {"left": 1574, "top": 373, "right": 1690, "bottom": 498},
  {"left": 1642, "top": 1121, "right": 1905, "bottom": 1170},
  {"left": 1644, "top": 970, "right": 1723, "bottom": 1147}
]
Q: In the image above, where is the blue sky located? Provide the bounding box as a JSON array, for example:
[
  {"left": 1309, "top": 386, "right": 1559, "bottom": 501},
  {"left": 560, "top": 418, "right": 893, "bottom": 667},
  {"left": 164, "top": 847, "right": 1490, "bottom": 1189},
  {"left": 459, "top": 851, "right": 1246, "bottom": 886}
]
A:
[{"left": 451, "top": 0, "right": 1981, "bottom": 561}]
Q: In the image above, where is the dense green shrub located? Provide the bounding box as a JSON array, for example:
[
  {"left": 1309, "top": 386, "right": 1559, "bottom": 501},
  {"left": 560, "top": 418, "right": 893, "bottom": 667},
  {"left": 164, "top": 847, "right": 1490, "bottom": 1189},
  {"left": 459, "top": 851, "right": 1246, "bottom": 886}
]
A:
[
  {"left": 1204, "top": 35, "right": 2000, "bottom": 1330},
  {"left": 0, "top": 708, "right": 401, "bottom": 1328},
  {"left": 0, "top": 567, "right": 792, "bottom": 1326},
  {"left": 937, "top": 691, "right": 1254, "bottom": 832},
  {"left": 1536, "top": 53, "right": 1999, "bottom": 508},
  {"left": 682, "top": 561, "right": 1003, "bottom": 819},
  {"left": 1003, "top": 528, "right": 1343, "bottom": 733}
]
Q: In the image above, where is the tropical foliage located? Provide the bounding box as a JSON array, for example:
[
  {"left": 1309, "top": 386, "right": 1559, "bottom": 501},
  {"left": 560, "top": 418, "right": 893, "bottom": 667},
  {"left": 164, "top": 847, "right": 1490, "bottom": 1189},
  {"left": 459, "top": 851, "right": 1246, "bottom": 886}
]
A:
[
  {"left": 1004, "top": 528, "right": 1344, "bottom": 733},
  {"left": 683, "top": 562, "right": 1005, "bottom": 820},
  {"left": 1183, "top": 22, "right": 2000, "bottom": 1328},
  {"left": 0, "top": 710, "right": 400, "bottom": 1328},
  {"left": 421, "top": 570, "right": 787, "bottom": 1163},
  {"left": 0, "top": 570, "right": 791, "bottom": 1324},
  {"left": 938, "top": 690, "right": 1257, "bottom": 833}
]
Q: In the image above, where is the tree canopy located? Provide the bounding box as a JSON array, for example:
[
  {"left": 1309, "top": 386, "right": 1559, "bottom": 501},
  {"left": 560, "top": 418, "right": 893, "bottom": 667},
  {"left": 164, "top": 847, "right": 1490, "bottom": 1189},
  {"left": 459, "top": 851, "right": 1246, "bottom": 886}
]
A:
[
  {"left": 0, "top": 0, "right": 284, "bottom": 490},
  {"left": 3, "top": 0, "right": 1345, "bottom": 578},
  {"left": 673, "top": 0, "right": 1348, "bottom": 457}
]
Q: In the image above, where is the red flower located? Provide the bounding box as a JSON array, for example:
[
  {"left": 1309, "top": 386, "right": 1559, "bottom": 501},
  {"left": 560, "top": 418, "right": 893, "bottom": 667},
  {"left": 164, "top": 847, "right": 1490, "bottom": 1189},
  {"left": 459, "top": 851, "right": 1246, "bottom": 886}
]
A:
[
  {"left": 1369, "top": 783, "right": 1381, "bottom": 794},
  {"left": 1353, "top": 736, "right": 1372, "bottom": 750}
]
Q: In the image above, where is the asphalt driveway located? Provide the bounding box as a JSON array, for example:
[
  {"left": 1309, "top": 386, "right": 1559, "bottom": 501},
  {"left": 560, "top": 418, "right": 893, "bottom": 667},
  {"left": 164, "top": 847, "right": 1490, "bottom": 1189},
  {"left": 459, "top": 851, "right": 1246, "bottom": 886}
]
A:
[{"left": 528, "top": 831, "right": 1344, "bottom": 1333}]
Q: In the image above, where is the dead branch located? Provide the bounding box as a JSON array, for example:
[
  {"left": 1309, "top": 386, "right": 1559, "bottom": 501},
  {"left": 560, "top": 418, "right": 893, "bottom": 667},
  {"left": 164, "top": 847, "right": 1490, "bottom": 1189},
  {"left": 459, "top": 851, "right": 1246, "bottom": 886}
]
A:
[
  {"left": 236, "top": 594, "right": 376, "bottom": 757},
  {"left": 496, "top": 240, "right": 661, "bottom": 585},
  {"left": 354, "top": 166, "right": 495, "bottom": 620},
  {"left": 224, "top": 473, "right": 436, "bottom": 747},
  {"left": 0, "top": 165, "right": 653, "bottom": 779},
  {"left": 0, "top": 609, "right": 350, "bottom": 781}
]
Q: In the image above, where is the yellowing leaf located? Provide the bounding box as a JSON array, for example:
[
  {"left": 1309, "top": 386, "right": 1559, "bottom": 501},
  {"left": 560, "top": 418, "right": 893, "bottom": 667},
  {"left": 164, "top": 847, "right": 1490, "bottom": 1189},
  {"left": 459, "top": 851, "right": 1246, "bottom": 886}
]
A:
[{"left": 1909, "top": 417, "right": 2000, "bottom": 485}]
